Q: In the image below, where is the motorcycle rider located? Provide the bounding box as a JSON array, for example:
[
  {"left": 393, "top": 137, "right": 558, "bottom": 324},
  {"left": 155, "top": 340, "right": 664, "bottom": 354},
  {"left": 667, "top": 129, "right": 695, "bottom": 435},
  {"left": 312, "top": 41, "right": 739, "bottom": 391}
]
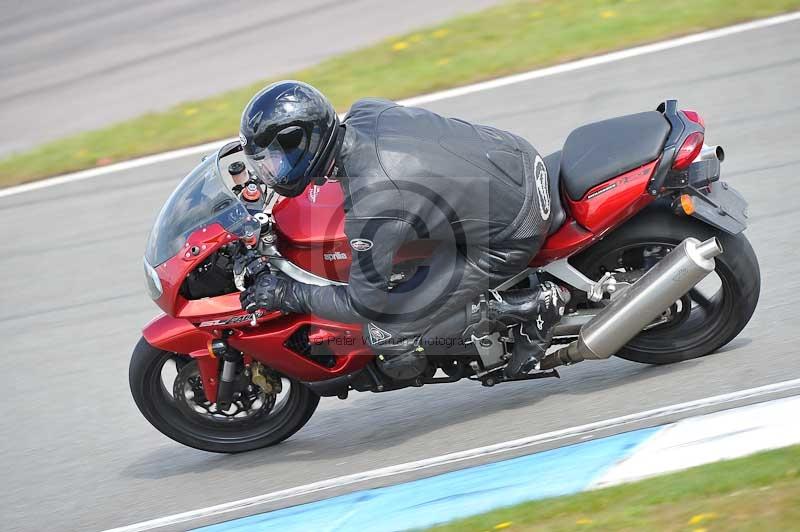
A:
[{"left": 238, "top": 80, "right": 569, "bottom": 380}]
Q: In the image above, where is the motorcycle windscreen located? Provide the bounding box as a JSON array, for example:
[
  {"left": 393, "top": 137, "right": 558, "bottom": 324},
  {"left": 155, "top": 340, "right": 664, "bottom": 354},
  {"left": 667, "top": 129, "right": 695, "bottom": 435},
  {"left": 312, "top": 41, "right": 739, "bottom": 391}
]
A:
[{"left": 145, "top": 155, "right": 250, "bottom": 267}]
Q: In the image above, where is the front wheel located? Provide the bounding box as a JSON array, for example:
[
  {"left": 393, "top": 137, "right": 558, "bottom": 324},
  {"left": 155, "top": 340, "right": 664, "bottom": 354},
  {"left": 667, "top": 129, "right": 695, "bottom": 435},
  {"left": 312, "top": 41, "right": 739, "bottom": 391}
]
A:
[
  {"left": 129, "top": 337, "right": 319, "bottom": 453},
  {"left": 572, "top": 208, "right": 760, "bottom": 364}
]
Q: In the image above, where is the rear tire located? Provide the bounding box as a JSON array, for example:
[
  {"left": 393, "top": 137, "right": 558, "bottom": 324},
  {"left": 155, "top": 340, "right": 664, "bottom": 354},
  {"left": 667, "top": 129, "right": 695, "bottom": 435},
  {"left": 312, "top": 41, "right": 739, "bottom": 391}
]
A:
[
  {"left": 571, "top": 207, "right": 760, "bottom": 364},
  {"left": 129, "top": 337, "right": 319, "bottom": 453}
]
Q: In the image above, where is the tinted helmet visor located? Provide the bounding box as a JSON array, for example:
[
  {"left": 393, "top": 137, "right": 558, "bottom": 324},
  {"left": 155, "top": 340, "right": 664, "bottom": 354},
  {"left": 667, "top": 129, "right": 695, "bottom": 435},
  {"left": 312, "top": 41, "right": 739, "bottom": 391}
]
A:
[{"left": 244, "top": 126, "right": 309, "bottom": 195}]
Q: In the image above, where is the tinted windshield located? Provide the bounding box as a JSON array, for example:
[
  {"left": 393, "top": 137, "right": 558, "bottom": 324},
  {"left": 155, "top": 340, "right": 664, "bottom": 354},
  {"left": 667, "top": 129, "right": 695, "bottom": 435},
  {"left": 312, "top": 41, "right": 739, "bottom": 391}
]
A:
[{"left": 145, "top": 150, "right": 250, "bottom": 266}]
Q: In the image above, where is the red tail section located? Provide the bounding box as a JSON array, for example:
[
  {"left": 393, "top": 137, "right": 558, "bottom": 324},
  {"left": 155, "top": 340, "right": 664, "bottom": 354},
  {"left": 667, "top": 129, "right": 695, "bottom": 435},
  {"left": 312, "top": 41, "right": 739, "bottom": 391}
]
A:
[{"left": 531, "top": 161, "right": 658, "bottom": 265}]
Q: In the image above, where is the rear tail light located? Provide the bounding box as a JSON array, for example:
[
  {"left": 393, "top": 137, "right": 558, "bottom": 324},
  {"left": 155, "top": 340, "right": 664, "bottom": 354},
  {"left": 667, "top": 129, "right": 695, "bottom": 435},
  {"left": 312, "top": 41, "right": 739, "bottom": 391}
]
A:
[
  {"left": 673, "top": 132, "right": 704, "bottom": 170},
  {"left": 682, "top": 109, "right": 705, "bottom": 128}
]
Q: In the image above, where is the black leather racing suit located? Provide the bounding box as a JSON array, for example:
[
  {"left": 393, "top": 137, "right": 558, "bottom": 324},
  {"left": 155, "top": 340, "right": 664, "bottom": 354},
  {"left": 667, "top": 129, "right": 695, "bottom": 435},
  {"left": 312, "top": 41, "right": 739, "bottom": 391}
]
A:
[{"left": 287, "top": 99, "right": 553, "bottom": 354}]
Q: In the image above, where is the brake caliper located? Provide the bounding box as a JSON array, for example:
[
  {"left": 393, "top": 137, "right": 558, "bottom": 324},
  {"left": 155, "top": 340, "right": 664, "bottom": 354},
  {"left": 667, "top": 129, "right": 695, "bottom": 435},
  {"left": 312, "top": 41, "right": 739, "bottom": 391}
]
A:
[{"left": 251, "top": 362, "right": 282, "bottom": 395}]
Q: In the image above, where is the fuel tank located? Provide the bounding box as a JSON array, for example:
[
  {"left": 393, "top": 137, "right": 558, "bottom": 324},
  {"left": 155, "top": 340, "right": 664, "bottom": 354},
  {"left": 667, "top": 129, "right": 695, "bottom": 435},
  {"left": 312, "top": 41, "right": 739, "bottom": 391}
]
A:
[
  {"left": 272, "top": 182, "right": 439, "bottom": 283},
  {"left": 272, "top": 182, "right": 352, "bottom": 282}
]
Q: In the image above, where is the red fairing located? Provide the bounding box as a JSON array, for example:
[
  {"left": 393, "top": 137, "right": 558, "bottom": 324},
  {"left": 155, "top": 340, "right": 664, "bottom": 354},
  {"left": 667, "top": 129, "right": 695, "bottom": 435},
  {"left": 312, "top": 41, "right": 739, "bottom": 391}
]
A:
[
  {"left": 227, "top": 315, "right": 373, "bottom": 381},
  {"left": 273, "top": 182, "right": 351, "bottom": 282},
  {"left": 144, "top": 309, "right": 372, "bottom": 383},
  {"left": 567, "top": 161, "right": 657, "bottom": 234},
  {"left": 530, "top": 219, "right": 594, "bottom": 267},
  {"left": 142, "top": 313, "right": 213, "bottom": 354},
  {"left": 531, "top": 161, "right": 658, "bottom": 265},
  {"left": 153, "top": 222, "right": 242, "bottom": 318},
  {"left": 152, "top": 222, "right": 284, "bottom": 322}
]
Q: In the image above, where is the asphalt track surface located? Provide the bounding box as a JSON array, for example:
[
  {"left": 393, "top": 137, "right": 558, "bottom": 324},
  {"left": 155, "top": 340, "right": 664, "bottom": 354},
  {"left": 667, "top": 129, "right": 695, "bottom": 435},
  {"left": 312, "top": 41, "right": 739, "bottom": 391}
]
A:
[
  {"left": 0, "top": 0, "right": 499, "bottom": 156},
  {"left": 1, "top": 18, "right": 799, "bottom": 532}
]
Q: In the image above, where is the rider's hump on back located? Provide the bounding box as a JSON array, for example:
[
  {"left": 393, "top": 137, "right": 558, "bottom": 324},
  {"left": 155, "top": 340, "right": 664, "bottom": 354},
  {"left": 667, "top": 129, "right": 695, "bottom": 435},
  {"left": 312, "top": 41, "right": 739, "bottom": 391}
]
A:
[{"left": 339, "top": 98, "right": 545, "bottom": 244}]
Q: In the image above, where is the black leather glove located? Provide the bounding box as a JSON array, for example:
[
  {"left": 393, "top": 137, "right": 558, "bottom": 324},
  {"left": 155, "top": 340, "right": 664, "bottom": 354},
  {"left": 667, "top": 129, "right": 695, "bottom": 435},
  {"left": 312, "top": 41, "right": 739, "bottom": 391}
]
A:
[
  {"left": 240, "top": 273, "right": 293, "bottom": 313},
  {"left": 233, "top": 248, "right": 270, "bottom": 286}
]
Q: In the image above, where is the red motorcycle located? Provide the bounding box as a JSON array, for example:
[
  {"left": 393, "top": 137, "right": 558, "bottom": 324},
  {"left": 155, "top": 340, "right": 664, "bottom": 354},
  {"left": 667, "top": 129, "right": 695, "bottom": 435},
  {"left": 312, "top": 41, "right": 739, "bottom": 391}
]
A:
[{"left": 131, "top": 100, "right": 759, "bottom": 453}]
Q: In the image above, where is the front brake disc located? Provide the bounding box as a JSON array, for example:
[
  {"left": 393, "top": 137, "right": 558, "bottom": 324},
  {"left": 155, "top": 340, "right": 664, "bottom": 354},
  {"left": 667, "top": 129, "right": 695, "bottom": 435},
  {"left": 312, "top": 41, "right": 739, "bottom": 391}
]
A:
[{"left": 173, "top": 360, "right": 275, "bottom": 424}]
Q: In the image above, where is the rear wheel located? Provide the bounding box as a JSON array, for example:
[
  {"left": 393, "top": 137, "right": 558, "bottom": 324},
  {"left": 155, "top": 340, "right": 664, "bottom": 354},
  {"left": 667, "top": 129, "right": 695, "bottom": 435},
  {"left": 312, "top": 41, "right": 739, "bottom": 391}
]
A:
[
  {"left": 571, "top": 208, "right": 760, "bottom": 364},
  {"left": 129, "top": 337, "right": 319, "bottom": 453}
]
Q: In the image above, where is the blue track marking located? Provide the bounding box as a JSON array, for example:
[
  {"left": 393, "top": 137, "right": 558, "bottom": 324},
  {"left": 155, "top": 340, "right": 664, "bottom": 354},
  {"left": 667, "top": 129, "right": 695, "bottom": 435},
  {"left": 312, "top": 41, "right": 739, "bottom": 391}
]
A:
[{"left": 195, "top": 427, "right": 659, "bottom": 532}]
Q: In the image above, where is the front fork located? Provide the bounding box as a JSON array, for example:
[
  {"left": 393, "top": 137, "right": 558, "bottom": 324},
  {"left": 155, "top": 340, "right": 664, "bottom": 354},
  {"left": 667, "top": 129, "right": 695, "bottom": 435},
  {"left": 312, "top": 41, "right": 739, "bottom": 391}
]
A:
[
  {"left": 207, "top": 338, "right": 243, "bottom": 408},
  {"left": 195, "top": 355, "right": 220, "bottom": 404}
]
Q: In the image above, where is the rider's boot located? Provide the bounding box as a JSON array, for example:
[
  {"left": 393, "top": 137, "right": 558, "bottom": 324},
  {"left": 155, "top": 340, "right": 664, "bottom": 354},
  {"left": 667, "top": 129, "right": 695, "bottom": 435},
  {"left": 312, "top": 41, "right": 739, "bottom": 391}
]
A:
[{"left": 487, "top": 281, "right": 570, "bottom": 379}]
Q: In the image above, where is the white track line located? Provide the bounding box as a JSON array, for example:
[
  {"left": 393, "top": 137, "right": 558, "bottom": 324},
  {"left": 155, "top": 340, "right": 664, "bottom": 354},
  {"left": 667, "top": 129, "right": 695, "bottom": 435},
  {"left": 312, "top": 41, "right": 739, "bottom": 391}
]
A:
[
  {"left": 103, "top": 378, "right": 800, "bottom": 532},
  {"left": 3, "top": 11, "right": 800, "bottom": 200},
  {"left": 591, "top": 395, "right": 800, "bottom": 488}
]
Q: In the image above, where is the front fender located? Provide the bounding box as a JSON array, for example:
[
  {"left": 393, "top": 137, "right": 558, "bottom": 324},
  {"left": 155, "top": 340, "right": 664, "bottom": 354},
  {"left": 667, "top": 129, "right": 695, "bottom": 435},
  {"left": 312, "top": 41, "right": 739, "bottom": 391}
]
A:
[
  {"left": 142, "top": 313, "right": 212, "bottom": 354},
  {"left": 141, "top": 314, "right": 219, "bottom": 402}
]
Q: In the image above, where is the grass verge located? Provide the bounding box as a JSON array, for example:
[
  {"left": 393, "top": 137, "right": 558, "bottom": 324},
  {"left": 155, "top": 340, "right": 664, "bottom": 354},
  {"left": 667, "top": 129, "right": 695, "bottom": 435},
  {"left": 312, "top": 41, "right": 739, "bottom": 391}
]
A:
[
  {"left": 427, "top": 444, "right": 800, "bottom": 531},
  {"left": 2, "top": 0, "right": 799, "bottom": 186}
]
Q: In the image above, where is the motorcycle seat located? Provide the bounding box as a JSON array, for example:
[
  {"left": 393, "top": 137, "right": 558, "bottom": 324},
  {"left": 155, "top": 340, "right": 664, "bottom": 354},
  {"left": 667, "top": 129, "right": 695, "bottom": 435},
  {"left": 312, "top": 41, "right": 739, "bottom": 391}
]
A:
[
  {"left": 542, "top": 151, "right": 566, "bottom": 236},
  {"left": 560, "top": 111, "right": 670, "bottom": 201}
]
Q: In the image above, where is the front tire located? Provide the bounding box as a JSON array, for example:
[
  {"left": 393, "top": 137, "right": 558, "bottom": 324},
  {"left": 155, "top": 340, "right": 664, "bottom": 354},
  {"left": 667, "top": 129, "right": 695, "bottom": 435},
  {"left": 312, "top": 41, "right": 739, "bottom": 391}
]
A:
[
  {"left": 572, "top": 207, "right": 760, "bottom": 364},
  {"left": 129, "top": 337, "right": 319, "bottom": 453}
]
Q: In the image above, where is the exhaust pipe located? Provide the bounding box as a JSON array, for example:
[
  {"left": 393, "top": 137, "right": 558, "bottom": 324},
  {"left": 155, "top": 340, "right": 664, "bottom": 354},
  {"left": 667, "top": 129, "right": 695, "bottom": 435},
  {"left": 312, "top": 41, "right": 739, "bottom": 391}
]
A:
[
  {"left": 698, "top": 143, "right": 725, "bottom": 163},
  {"left": 539, "top": 237, "right": 723, "bottom": 369}
]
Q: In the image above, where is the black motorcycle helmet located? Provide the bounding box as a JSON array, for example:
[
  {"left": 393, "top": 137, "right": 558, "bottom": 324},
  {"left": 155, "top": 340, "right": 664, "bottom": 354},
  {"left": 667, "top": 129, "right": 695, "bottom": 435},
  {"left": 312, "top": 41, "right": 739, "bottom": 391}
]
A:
[{"left": 240, "top": 80, "right": 339, "bottom": 197}]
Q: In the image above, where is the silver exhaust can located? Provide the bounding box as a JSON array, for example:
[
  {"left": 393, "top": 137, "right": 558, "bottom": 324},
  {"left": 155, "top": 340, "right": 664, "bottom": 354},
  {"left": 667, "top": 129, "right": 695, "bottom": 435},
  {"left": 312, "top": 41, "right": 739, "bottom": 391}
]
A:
[{"left": 547, "top": 237, "right": 723, "bottom": 366}]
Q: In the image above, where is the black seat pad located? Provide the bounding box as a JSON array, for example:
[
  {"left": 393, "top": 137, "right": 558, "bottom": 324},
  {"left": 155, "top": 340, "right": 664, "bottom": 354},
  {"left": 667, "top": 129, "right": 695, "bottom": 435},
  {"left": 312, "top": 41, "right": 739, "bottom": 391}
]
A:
[
  {"left": 542, "top": 151, "right": 566, "bottom": 236},
  {"left": 561, "top": 111, "right": 670, "bottom": 201}
]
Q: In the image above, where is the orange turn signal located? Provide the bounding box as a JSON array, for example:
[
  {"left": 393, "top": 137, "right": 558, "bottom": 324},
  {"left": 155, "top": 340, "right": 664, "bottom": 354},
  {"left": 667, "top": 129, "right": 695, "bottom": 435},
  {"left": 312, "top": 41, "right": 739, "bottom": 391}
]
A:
[
  {"left": 207, "top": 339, "right": 216, "bottom": 358},
  {"left": 680, "top": 194, "right": 695, "bottom": 215}
]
